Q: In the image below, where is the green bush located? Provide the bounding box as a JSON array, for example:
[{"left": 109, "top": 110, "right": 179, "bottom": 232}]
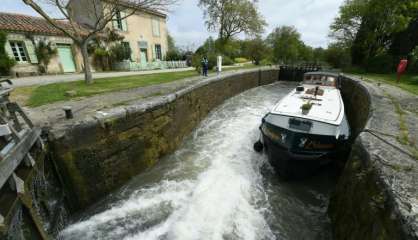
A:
[
  {"left": 365, "top": 54, "right": 394, "bottom": 73},
  {"left": 109, "top": 43, "right": 131, "bottom": 62},
  {"left": 165, "top": 50, "right": 183, "bottom": 61},
  {"left": 93, "top": 47, "right": 111, "bottom": 71},
  {"left": 234, "top": 57, "right": 248, "bottom": 63},
  {"left": 35, "top": 41, "right": 57, "bottom": 74},
  {"left": 260, "top": 59, "right": 273, "bottom": 66},
  {"left": 222, "top": 56, "right": 234, "bottom": 66},
  {"left": 0, "top": 31, "right": 15, "bottom": 76},
  {"left": 325, "top": 44, "right": 351, "bottom": 69},
  {"left": 192, "top": 53, "right": 217, "bottom": 73}
]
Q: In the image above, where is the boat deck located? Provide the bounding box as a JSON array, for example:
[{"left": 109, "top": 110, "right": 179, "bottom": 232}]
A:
[{"left": 271, "top": 84, "right": 344, "bottom": 126}]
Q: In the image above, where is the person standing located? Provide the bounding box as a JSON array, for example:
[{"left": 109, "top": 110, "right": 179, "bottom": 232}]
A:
[{"left": 201, "top": 57, "right": 209, "bottom": 77}]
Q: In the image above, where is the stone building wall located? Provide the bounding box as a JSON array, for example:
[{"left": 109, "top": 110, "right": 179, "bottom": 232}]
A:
[{"left": 49, "top": 69, "right": 279, "bottom": 211}]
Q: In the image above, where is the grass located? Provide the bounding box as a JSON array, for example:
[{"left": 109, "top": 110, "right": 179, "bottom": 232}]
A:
[
  {"left": 18, "top": 71, "right": 198, "bottom": 107},
  {"left": 346, "top": 71, "right": 418, "bottom": 95},
  {"left": 11, "top": 64, "right": 261, "bottom": 107},
  {"left": 383, "top": 90, "right": 418, "bottom": 160}
]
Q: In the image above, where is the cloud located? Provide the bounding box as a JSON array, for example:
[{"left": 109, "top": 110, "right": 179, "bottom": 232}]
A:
[
  {"left": 2, "top": 0, "right": 344, "bottom": 49},
  {"left": 168, "top": 0, "right": 345, "bottom": 48}
]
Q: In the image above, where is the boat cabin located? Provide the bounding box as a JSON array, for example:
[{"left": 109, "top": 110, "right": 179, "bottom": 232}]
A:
[{"left": 302, "top": 72, "right": 341, "bottom": 88}]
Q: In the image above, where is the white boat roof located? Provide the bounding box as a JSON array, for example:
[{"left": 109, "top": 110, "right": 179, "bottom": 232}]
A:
[{"left": 271, "top": 84, "right": 345, "bottom": 126}]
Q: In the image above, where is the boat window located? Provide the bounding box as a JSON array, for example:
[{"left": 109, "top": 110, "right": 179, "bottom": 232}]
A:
[
  {"left": 288, "top": 118, "right": 312, "bottom": 132},
  {"left": 325, "top": 77, "right": 336, "bottom": 86},
  {"left": 303, "top": 75, "right": 337, "bottom": 87}
]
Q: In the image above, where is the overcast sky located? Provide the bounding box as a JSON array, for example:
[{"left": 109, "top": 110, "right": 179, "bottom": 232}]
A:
[{"left": 2, "top": 0, "right": 344, "bottom": 49}]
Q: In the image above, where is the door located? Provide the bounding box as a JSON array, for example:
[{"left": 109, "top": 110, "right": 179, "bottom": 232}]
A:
[
  {"left": 140, "top": 49, "right": 148, "bottom": 64},
  {"left": 57, "top": 45, "right": 76, "bottom": 73}
]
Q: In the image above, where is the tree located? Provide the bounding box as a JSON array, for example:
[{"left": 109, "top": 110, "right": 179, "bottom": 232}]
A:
[
  {"left": 325, "top": 43, "right": 351, "bottom": 69},
  {"left": 198, "top": 0, "right": 266, "bottom": 44},
  {"left": 241, "top": 37, "right": 268, "bottom": 65},
  {"left": 331, "top": 0, "right": 418, "bottom": 67},
  {"left": 167, "top": 32, "right": 176, "bottom": 52},
  {"left": 312, "top": 47, "right": 327, "bottom": 64},
  {"left": 329, "top": 0, "right": 367, "bottom": 46},
  {"left": 0, "top": 31, "right": 15, "bottom": 76},
  {"left": 23, "top": 0, "right": 177, "bottom": 84},
  {"left": 266, "top": 26, "right": 304, "bottom": 64},
  {"left": 195, "top": 37, "right": 217, "bottom": 55},
  {"left": 165, "top": 33, "right": 183, "bottom": 60}
]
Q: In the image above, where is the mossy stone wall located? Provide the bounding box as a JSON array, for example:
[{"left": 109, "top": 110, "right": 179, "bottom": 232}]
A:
[{"left": 50, "top": 69, "right": 279, "bottom": 211}]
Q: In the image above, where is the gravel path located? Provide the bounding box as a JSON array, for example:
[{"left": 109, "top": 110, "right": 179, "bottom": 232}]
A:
[{"left": 11, "top": 67, "right": 194, "bottom": 87}]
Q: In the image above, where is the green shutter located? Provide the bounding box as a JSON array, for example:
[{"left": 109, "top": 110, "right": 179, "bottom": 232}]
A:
[
  {"left": 24, "top": 40, "right": 38, "bottom": 64},
  {"left": 4, "top": 41, "right": 14, "bottom": 59},
  {"left": 152, "top": 44, "right": 156, "bottom": 61},
  {"left": 121, "top": 11, "right": 128, "bottom": 31}
]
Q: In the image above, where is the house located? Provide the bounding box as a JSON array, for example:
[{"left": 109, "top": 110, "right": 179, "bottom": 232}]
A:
[
  {"left": 67, "top": 0, "right": 169, "bottom": 65},
  {"left": 0, "top": 2, "right": 173, "bottom": 77},
  {"left": 0, "top": 12, "right": 84, "bottom": 77}
]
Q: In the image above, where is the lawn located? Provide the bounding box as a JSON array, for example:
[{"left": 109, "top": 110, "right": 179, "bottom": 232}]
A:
[
  {"left": 12, "top": 64, "right": 261, "bottom": 107},
  {"left": 346, "top": 72, "right": 418, "bottom": 95},
  {"left": 16, "top": 70, "right": 198, "bottom": 107}
]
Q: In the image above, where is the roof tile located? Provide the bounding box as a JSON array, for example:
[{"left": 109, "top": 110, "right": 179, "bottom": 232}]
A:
[{"left": 0, "top": 12, "right": 70, "bottom": 36}]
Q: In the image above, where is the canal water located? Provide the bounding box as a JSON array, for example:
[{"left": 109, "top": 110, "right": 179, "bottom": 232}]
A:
[{"left": 60, "top": 82, "right": 335, "bottom": 240}]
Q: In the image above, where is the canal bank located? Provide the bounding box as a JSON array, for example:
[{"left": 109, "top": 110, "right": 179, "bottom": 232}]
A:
[{"left": 329, "top": 75, "right": 418, "bottom": 240}]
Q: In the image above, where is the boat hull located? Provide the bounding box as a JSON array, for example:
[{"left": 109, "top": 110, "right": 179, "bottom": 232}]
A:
[{"left": 262, "top": 134, "right": 341, "bottom": 179}]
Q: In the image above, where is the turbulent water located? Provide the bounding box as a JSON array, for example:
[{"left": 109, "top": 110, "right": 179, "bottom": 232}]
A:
[{"left": 60, "top": 82, "right": 335, "bottom": 240}]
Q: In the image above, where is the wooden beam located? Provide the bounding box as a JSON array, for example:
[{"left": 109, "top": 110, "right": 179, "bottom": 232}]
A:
[{"left": 0, "top": 128, "right": 41, "bottom": 189}]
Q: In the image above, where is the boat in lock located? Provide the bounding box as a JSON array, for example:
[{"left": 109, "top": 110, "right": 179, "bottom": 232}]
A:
[{"left": 254, "top": 72, "right": 351, "bottom": 179}]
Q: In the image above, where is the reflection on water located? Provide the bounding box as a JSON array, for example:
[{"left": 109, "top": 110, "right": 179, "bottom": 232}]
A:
[{"left": 60, "top": 82, "right": 334, "bottom": 240}]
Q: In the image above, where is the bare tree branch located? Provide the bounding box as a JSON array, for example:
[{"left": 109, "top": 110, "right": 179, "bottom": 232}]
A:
[{"left": 22, "top": 0, "right": 178, "bottom": 84}]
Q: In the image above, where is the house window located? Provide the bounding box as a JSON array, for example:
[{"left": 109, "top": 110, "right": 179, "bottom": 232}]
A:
[
  {"left": 155, "top": 44, "right": 162, "bottom": 60},
  {"left": 10, "top": 41, "right": 28, "bottom": 62},
  {"left": 152, "top": 19, "right": 160, "bottom": 37},
  {"left": 115, "top": 11, "right": 123, "bottom": 30},
  {"left": 122, "top": 42, "right": 131, "bottom": 60},
  {"left": 113, "top": 10, "right": 127, "bottom": 31}
]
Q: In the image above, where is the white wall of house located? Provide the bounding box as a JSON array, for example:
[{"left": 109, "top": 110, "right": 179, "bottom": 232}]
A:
[
  {"left": 67, "top": 0, "right": 169, "bottom": 64},
  {"left": 110, "top": 11, "right": 169, "bottom": 64}
]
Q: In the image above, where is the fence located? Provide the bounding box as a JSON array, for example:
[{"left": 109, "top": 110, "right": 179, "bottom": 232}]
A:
[{"left": 113, "top": 60, "right": 189, "bottom": 72}]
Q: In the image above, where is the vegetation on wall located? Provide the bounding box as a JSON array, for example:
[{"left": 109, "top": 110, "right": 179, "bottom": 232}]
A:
[
  {"left": 0, "top": 31, "right": 16, "bottom": 76},
  {"left": 35, "top": 40, "right": 58, "bottom": 74},
  {"left": 89, "top": 28, "right": 128, "bottom": 71},
  {"left": 111, "top": 44, "right": 132, "bottom": 62}
]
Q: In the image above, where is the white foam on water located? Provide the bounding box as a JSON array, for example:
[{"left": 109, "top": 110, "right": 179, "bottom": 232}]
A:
[{"left": 60, "top": 83, "right": 296, "bottom": 240}]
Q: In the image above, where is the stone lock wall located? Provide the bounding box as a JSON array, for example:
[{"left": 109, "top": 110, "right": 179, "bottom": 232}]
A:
[
  {"left": 49, "top": 69, "right": 279, "bottom": 211},
  {"left": 329, "top": 75, "right": 418, "bottom": 240}
]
